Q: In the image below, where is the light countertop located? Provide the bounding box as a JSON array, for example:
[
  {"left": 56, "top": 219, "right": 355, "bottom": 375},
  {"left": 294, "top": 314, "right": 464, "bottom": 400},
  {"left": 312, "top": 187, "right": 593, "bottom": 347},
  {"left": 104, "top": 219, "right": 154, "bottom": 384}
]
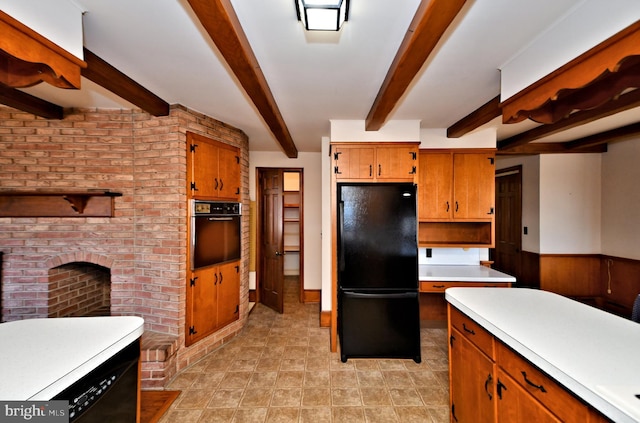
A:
[
  {"left": 0, "top": 316, "right": 144, "bottom": 400},
  {"left": 446, "top": 287, "right": 640, "bottom": 423},
  {"left": 419, "top": 264, "right": 516, "bottom": 283}
]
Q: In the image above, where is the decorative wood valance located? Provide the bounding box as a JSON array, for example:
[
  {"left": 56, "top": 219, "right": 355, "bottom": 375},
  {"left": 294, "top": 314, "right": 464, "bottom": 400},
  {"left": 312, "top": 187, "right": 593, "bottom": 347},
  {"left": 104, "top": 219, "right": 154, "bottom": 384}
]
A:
[
  {"left": 0, "top": 191, "right": 122, "bottom": 217},
  {"left": 0, "top": 10, "right": 86, "bottom": 89},
  {"left": 501, "top": 20, "right": 640, "bottom": 124}
]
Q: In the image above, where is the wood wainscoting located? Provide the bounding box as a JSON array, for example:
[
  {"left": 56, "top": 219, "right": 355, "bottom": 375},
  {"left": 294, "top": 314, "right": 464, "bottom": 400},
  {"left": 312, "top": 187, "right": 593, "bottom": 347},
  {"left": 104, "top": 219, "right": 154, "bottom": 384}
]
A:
[{"left": 539, "top": 253, "right": 640, "bottom": 318}]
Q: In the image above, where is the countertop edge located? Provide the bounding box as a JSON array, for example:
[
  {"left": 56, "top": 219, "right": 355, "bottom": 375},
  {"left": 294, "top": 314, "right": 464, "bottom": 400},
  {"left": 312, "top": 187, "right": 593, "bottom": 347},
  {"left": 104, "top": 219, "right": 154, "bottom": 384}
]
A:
[{"left": 445, "top": 290, "right": 636, "bottom": 423}]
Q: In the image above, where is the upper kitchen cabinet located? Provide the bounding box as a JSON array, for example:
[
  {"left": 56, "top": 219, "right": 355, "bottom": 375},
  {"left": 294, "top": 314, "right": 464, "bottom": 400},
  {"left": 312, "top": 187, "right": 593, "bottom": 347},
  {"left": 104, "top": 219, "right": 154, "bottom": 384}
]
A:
[
  {"left": 418, "top": 149, "right": 495, "bottom": 247},
  {"left": 331, "top": 142, "right": 418, "bottom": 182},
  {"left": 187, "top": 132, "right": 241, "bottom": 200}
]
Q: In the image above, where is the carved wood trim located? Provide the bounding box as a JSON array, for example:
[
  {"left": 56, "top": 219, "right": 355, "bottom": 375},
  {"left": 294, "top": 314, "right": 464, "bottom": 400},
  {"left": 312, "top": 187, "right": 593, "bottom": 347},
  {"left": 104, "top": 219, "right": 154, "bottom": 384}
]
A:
[
  {"left": 0, "top": 191, "right": 122, "bottom": 217},
  {"left": 501, "top": 20, "right": 640, "bottom": 124},
  {"left": 0, "top": 11, "right": 86, "bottom": 89},
  {"left": 365, "top": 0, "right": 468, "bottom": 131}
]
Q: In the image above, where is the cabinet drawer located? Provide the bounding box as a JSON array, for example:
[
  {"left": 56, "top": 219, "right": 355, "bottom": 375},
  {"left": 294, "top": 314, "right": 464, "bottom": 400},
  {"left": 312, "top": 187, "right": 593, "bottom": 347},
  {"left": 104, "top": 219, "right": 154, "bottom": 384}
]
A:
[
  {"left": 420, "top": 281, "right": 511, "bottom": 292},
  {"left": 449, "top": 306, "right": 494, "bottom": 358},
  {"left": 496, "top": 342, "right": 589, "bottom": 423}
]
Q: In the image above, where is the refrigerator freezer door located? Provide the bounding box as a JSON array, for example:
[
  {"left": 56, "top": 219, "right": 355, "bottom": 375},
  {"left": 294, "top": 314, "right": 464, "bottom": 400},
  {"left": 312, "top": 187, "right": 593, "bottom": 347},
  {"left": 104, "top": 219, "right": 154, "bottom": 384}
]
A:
[
  {"left": 339, "top": 290, "right": 421, "bottom": 362},
  {"left": 338, "top": 183, "right": 418, "bottom": 290}
]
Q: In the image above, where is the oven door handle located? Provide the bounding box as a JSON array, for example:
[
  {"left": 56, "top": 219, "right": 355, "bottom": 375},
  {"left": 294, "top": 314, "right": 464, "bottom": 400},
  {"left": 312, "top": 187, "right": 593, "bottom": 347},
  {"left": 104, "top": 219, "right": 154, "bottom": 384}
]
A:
[{"left": 207, "top": 217, "right": 235, "bottom": 221}]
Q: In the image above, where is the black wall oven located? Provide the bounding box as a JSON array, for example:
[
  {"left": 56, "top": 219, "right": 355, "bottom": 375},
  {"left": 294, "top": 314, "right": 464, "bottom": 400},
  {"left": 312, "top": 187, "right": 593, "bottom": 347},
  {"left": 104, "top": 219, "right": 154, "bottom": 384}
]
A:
[{"left": 191, "top": 200, "right": 242, "bottom": 270}]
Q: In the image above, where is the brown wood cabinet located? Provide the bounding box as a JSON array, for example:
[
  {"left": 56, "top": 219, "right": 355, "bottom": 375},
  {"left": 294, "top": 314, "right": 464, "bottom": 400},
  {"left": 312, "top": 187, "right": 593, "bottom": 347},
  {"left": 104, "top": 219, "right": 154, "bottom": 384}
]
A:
[
  {"left": 418, "top": 149, "right": 495, "bottom": 247},
  {"left": 331, "top": 142, "right": 418, "bottom": 182},
  {"left": 187, "top": 131, "right": 240, "bottom": 200},
  {"left": 419, "top": 281, "right": 511, "bottom": 322},
  {"left": 448, "top": 305, "right": 611, "bottom": 423},
  {"left": 186, "top": 260, "right": 240, "bottom": 346}
]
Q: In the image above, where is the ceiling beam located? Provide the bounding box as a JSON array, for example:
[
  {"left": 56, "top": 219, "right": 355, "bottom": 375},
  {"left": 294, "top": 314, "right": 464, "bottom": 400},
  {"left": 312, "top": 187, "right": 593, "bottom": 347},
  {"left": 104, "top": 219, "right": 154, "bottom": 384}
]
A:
[
  {"left": 186, "top": 0, "right": 298, "bottom": 158},
  {"left": 497, "top": 142, "right": 607, "bottom": 155},
  {"left": 566, "top": 121, "right": 640, "bottom": 150},
  {"left": 447, "top": 95, "right": 501, "bottom": 138},
  {"left": 365, "top": 0, "right": 468, "bottom": 131},
  {"left": 0, "top": 82, "right": 63, "bottom": 119},
  {"left": 81, "top": 48, "right": 170, "bottom": 117},
  {"left": 498, "top": 87, "right": 640, "bottom": 151}
]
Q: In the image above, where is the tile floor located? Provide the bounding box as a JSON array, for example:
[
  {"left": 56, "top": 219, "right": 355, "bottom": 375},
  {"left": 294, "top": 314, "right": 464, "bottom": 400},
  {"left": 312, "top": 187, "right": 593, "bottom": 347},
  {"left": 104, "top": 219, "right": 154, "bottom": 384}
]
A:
[{"left": 159, "top": 277, "right": 451, "bottom": 422}]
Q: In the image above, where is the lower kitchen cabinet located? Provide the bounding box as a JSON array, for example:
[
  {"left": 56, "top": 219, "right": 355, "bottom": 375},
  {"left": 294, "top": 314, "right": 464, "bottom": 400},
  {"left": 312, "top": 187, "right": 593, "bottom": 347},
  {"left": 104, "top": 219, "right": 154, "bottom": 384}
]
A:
[
  {"left": 448, "top": 305, "right": 610, "bottom": 423},
  {"left": 187, "top": 260, "right": 240, "bottom": 346}
]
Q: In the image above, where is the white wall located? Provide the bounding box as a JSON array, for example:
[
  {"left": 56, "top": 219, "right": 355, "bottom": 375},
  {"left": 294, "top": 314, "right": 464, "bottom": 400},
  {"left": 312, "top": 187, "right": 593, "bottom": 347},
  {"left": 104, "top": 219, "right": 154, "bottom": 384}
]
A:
[
  {"left": 500, "top": 0, "right": 640, "bottom": 100},
  {"left": 539, "top": 154, "right": 601, "bottom": 253},
  {"left": 601, "top": 138, "right": 640, "bottom": 259},
  {"left": 496, "top": 155, "right": 541, "bottom": 253},
  {"left": 249, "top": 151, "right": 323, "bottom": 292}
]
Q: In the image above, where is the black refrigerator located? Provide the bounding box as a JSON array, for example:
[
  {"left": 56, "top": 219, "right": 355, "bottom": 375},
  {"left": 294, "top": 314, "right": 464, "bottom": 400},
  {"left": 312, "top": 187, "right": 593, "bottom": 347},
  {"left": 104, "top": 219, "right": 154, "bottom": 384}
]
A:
[{"left": 337, "top": 183, "right": 421, "bottom": 363}]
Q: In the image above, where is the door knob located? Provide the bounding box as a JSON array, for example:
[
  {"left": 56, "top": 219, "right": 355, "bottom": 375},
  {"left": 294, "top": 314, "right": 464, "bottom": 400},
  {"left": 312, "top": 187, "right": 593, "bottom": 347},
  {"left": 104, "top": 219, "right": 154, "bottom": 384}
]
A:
[{"left": 275, "top": 251, "right": 283, "bottom": 256}]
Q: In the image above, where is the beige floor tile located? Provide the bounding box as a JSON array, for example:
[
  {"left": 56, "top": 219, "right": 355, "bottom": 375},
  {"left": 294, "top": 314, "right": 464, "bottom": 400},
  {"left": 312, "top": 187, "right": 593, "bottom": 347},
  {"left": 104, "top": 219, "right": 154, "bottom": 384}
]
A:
[
  {"left": 360, "top": 387, "right": 392, "bottom": 406},
  {"left": 382, "top": 370, "right": 415, "bottom": 387},
  {"left": 280, "top": 357, "right": 306, "bottom": 371},
  {"left": 247, "top": 371, "right": 278, "bottom": 388},
  {"left": 332, "top": 406, "right": 366, "bottom": 423},
  {"left": 207, "top": 389, "right": 244, "bottom": 408},
  {"left": 303, "top": 370, "right": 330, "bottom": 387},
  {"left": 232, "top": 408, "right": 268, "bottom": 423},
  {"left": 363, "top": 406, "right": 400, "bottom": 423},
  {"left": 265, "top": 407, "right": 299, "bottom": 423},
  {"left": 389, "top": 388, "right": 424, "bottom": 406},
  {"left": 271, "top": 388, "right": 302, "bottom": 407},
  {"left": 239, "top": 388, "right": 273, "bottom": 407},
  {"left": 176, "top": 389, "right": 214, "bottom": 409},
  {"left": 301, "top": 388, "right": 331, "bottom": 406},
  {"left": 331, "top": 369, "right": 359, "bottom": 387},
  {"left": 158, "top": 408, "right": 203, "bottom": 423},
  {"left": 198, "top": 408, "right": 235, "bottom": 422},
  {"left": 394, "top": 406, "right": 432, "bottom": 423},
  {"left": 299, "top": 407, "right": 332, "bottom": 423},
  {"left": 275, "top": 371, "right": 304, "bottom": 387},
  {"left": 357, "top": 370, "right": 385, "bottom": 386},
  {"left": 416, "top": 385, "right": 449, "bottom": 407},
  {"left": 331, "top": 387, "right": 363, "bottom": 406},
  {"left": 192, "top": 372, "right": 225, "bottom": 390}
]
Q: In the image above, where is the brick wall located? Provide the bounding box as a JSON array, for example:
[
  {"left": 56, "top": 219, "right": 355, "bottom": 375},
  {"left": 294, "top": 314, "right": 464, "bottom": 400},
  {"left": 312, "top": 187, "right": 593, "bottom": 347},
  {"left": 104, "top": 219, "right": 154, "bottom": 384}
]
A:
[
  {"left": 0, "top": 104, "right": 250, "bottom": 386},
  {"left": 48, "top": 262, "right": 110, "bottom": 318}
]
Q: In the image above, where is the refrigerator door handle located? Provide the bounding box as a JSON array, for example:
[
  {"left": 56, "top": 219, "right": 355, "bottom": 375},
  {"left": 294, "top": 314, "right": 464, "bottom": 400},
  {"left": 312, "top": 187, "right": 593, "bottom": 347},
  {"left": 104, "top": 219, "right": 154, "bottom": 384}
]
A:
[
  {"left": 343, "top": 291, "right": 416, "bottom": 299},
  {"left": 338, "top": 201, "right": 345, "bottom": 272}
]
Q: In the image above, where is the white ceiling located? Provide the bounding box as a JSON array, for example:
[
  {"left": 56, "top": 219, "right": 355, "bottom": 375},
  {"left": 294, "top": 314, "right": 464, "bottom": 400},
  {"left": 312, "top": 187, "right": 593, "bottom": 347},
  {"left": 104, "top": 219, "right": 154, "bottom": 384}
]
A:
[{"left": 18, "top": 0, "right": 640, "bottom": 154}]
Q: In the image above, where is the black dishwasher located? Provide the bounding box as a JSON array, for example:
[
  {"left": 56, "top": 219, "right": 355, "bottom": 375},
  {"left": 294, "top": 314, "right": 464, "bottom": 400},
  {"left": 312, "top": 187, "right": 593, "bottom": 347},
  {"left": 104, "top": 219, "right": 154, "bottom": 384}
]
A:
[{"left": 52, "top": 339, "right": 140, "bottom": 422}]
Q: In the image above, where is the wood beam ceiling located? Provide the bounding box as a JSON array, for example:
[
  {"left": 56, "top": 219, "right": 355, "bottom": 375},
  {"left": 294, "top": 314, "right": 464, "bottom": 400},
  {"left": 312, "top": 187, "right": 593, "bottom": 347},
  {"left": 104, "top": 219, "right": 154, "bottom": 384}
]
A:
[
  {"left": 447, "top": 95, "right": 501, "bottom": 138},
  {"left": 82, "top": 48, "right": 170, "bottom": 117},
  {"left": 0, "top": 82, "right": 63, "bottom": 119},
  {"left": 187, "top": 0, "right": 298, "bottom": 158},
  {"left": 365, "top": 0, "right": 468, "bottom": 131}
]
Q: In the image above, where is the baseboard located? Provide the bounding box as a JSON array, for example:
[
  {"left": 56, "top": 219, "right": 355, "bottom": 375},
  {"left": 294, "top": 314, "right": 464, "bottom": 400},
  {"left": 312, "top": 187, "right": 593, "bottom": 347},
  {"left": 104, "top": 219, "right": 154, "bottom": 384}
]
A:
[
  {"left": 320, "top": 311, "right": 331, "bottom": 327},
  {"left": 303, "top": 289, "right": 320, "bottom": 303},
  {"left": 248, "top": 289, "right": 256, "bottom": 303}
]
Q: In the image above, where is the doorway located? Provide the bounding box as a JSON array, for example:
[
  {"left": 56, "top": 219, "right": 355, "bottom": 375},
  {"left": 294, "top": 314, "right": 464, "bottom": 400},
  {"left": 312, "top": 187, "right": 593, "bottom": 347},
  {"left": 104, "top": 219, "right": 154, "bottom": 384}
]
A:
[
  {"left": 256, "top": 168, "right": 304, "bottom": 313},
  {"left": 491, "top": 166, "right": 522, "bottom": 281}
]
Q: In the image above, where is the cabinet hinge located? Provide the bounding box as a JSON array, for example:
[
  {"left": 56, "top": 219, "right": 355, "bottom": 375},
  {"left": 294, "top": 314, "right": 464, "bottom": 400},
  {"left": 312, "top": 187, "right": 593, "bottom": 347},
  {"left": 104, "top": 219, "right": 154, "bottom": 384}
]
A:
[
  {"left": 488, "top": 157, "right": 495, "bottom": 165},
  {"left": 190, "top": 182, "right": 197, "bottom": 191},
  {"left": 410, "top": 151, "right": 417, "bottom": 160},
  {"left": 333, "top": 151, "right": 342, "bottom": 160},
  {"left": 488, "top": 207, "right": 494, "bottom": 215},
  {"left": 235, "top": 155, "right": 240, "bottom": 164},
  {"left": 235, "top": 188, "right": 240, "bottom": 195},
  {"left": 190, "top": 143, "right": 198, "bottom": 152},
  {"left": 235, "top": 265, "right": 240, "bottom": 273},
  {"left": 234, "top": 305, "right": 239, "bottom": 314},
  {"left": 190, "top": 276, "right": 198, "bottom": 287},
  {"left": 334, "top": 166, "right": 342, "bottom": 175},
  {"left": 410, "top": 165, "right": 416, "bottom": 175},
  {"left": 189, "top": 326, "right": 197, "bottom": 335}
]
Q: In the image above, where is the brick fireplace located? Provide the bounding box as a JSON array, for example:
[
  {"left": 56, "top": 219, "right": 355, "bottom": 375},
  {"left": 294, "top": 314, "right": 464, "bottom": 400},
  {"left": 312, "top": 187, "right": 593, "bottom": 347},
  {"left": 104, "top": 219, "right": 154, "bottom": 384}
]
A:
[{"left": 0, "top": 105, "right": 250, "bottom": 388}]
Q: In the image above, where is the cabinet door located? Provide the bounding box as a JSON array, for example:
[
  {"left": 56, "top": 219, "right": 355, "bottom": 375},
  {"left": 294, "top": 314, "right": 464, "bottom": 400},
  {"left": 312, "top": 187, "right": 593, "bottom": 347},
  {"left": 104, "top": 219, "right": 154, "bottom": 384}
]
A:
[
  {"left": 217, "top": 146, "right": 241, "bottom": 200},
  {"left": 187, "top": 266, "right": 218, "bottom": 345},
  {"left": 217, "top": 261, "right": 240, "bottom": 329},
  {"left": 496, "top": 369, "right": 560, "bottom": 423},
  {"left": 190, "top": 135, "right": 219, "bottom": 198},
  {"left": 376, "top": 146, "right": 417, "bottom": 181},
  {"left": 449, "top": 327, "right": 495, "bottom": 423},
  {"left": 333, "top": 146, "right": 375, "bottom": 180},
  {"left": 418, "top": 151, "right": 453, "bottom": 220},
  {"left": 453, "top": 153, "right": 495, "bottom": 219}
]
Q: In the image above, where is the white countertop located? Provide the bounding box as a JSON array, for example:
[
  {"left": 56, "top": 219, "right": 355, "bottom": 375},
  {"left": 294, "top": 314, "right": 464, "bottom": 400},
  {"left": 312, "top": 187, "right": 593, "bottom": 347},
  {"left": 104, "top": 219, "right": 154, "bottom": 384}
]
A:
[
  {"left": 419, "top": 264, "right": 516, "bottom": 283},
  {"left": 446, "top": 288, "right": 640, "bottom": 423},
  {"left": 0, "top": 316, "right": 144, "bottom": 400}
]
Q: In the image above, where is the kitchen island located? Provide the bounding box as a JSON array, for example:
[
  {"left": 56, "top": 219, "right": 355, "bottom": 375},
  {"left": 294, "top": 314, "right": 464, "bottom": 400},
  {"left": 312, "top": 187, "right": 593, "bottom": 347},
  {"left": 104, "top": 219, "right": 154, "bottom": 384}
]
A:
[
  {"left": 446, "top": 287, "right": 640, "bottom": 423},
  {"left": 419, "top": 265, "right": 515, "bottom": 324},
  {"left": 0, "top": 316, "right": 144, "bottom": 407}
]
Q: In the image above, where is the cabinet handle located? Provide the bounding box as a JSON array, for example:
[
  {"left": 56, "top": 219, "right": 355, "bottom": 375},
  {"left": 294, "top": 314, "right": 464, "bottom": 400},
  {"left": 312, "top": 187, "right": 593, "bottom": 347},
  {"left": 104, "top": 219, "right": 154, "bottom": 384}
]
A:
[
  {"left": 378, "top": 164, "right": 381, "bottom": 176},
  {"left": 455, "top": 201, "right": 459, "bottom": 212},
  {"left": 451, "top": 404, "right": 458, "bottom": 422},
  {"left": 446, "top": 201, "right": 450, "bottom": 212},
  {"left": 214, "top": 178, "right": 219, "bottom": 190},
  {"left": 432, "top": 284, "right": 445, "bottom": 289},
  {"left": 219, "top": 272, "right": 223, "bottom": 284},
  {"left": 462, "top": 323, "right": 476, "bottom": 335},
  {"left": 521, "top": 371, "right": 547, "bottom": 393},
  {"left": 484, "top": 373, "right": 493, "bottom": 400},
  {"left": 214, "top": 273, "right": 218, "bottom": 285},
  {"left": 220, "top": 178, "right": 224, "bottom": 190},
  {"left": 497, "top": 379, "right": 507, "bottom": 400},
  {"left": 369, "top": 165, "right": 372, "bottom": 177},
  {"left": 449, "top": 334, "right": 455, "bottom": 347}
]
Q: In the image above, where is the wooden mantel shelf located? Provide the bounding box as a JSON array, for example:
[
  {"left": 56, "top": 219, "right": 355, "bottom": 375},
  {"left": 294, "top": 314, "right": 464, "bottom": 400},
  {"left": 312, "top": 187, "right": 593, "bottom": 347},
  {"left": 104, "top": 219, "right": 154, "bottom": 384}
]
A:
[{"left": 0, "top": 191, "right": 122, "bottom": 217}]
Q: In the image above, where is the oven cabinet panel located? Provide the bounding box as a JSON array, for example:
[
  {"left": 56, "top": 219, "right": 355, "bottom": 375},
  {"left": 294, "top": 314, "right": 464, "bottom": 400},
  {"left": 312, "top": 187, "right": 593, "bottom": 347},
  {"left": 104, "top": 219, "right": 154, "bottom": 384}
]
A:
[
  {"left": 187, "top": 260, "right": 240, "bottom": 346},
  {"left": 187, "top": 131, "right": 240, "bottom": 200}
]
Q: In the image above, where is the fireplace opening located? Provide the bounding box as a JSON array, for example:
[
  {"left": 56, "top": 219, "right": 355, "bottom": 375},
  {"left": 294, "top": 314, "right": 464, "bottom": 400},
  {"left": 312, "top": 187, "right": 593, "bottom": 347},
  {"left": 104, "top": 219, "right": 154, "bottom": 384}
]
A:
[{"left": 48, "top": 262, "right": 111, "bottom": 318}]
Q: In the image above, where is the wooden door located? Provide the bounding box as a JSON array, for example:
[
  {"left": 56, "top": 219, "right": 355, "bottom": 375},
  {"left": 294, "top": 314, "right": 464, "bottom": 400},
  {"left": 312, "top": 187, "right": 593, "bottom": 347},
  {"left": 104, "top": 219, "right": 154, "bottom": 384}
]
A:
[
  {"left": 449, "top": 328, "right": 495, "bottom": 423},
  {"left": 496, "top": 369, "right": 560, "bottom": 423},
  {"left": 418, "top": 151, "right": 453, "bottom": 220},
  {"left": 217, "top": 261, "right": 240, "bottom": 328},
  {"left": 493, "top": 167, "right": 522, "bottom": 281},
  {"left": 189, "top": 132, "right": 219, "bottom": 198},
  {"left": 258, "top": 168, "right": 284, "bottom": 313},
  {"left": 333, "top": 146, "right": 375, "bottom": 180},
  {"left": 453, "top": 152, "right": 495, "bottom": 219},
  {"left": 376, "top": 146, "right": 417, "bottom": 180},
  {"left": 188, "top": 266, "right": 218, "bottom": 345},
  {"left": 217, "top": 146, "right": 240, "bottom": 200}
]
